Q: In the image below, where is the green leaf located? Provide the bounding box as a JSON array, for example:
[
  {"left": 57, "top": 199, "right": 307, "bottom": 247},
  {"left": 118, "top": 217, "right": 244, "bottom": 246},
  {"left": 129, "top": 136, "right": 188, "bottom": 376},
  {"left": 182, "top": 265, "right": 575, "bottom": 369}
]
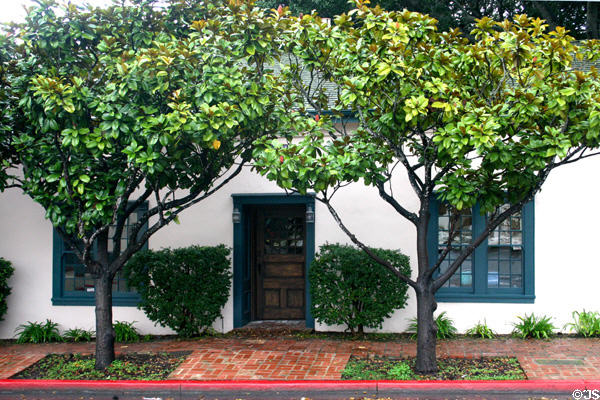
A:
[
  {"left": 559, "top": 87, "right": 576, "bottom": 96},
  {"left": 64, "top": 102, "right": 75, "bottom": 113},
  {"left": 79, "top": 175, "right": 90, "bottom": 183},
  {"left": 46, "top": 174, "right": 60, "bottom": 183},
  {"left": 376, "top": 63, "right": 391, "bottom": 77}
]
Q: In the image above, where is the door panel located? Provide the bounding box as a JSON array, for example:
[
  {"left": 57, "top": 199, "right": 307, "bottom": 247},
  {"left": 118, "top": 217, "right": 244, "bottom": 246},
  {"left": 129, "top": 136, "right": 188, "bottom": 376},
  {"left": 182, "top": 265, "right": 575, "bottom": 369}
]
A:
[{"left": 255, "top": 206, "right": 306, "bottom": 320}]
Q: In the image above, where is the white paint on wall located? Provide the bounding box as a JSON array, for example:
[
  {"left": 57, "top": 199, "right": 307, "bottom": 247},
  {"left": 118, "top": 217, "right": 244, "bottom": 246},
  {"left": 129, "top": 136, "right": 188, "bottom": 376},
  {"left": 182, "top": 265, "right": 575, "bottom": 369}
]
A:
[{"left": 0, "top": 155, "right": 599, "bottom": 338}]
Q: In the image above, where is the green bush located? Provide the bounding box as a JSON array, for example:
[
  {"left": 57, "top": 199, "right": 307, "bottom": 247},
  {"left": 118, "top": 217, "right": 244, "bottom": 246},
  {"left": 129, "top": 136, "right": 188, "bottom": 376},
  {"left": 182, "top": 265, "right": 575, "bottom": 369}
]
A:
[
  {"left": 63, "top": 328, "right": 95, "bottom": 342},
  {"left": 124, "top": 245, "right": 232, "bottom": 337},
  {"left": 466, "top": 320, "right": 495, "bottom": 339},
  {"left": 408, "top": 311, "right": 458, "bottom": 339},
  {"left": 15, "top": 319, "right": 62, "bottom": 343},
  {"left": 113, "top": 321, "right": 140, "bottom": 342},
  {"left": 309, "top": 243, "right": 411, "bottom": 334},
  {"left": 565, "top": 310, "right": 600, "bottom": 337},
  {"left": 0, "top": 258, "right": 14, "bottom": 322},
  {"left": 512, "top": 313, "right": 555, "bottom": 339}
]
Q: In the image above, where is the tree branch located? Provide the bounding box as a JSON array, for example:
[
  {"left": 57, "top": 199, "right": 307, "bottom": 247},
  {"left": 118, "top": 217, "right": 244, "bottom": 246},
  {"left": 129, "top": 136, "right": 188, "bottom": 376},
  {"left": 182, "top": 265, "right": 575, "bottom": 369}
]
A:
[
  {"left": 426, "top": 212, "right": 462, "bottom": 280},
  {"left": 356, "top": 106, "right": 424, "bottom": 196},
  {"left": 320, "top": 196, "right": 416, "bottom": 289},
  {"left": 109, "top": 162, "right": 246, "bottom": 275},
  {"left": 376, "top": 180, "right": 419, "bottom": 225}
]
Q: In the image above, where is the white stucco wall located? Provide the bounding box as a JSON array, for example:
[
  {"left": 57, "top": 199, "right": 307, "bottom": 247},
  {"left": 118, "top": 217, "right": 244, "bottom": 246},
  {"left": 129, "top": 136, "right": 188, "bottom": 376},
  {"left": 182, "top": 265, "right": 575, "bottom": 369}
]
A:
[{"left": 0, "top": 155, "right": 599, "bottom": 338}]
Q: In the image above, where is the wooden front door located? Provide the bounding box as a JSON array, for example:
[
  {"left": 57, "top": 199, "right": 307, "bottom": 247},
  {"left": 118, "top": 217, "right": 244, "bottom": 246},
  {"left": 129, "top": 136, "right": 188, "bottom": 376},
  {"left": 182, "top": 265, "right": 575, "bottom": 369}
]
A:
[{"left": 253, "top": 205, "right": 305, "bottom": 320}]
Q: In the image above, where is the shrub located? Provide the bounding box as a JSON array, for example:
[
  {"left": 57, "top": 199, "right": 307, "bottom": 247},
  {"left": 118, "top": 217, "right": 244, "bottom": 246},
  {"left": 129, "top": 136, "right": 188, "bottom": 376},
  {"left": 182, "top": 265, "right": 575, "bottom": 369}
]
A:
[
  {"left": 124, "top": 245, "right": 232, "bottom": 337},
  {"left": 408, "top": 311, "right": 458, "bottom": 339},
  {"left": 63, "top": 328, "right": 95, "bottom": 342},
  {"left": 309, "top": 243, "right": 411, "bottom": 334},
  {"left": 113, "top": 321, "right": 140, "bottom": 342},
  {"left": 565, "top": 310, "right": 600, "bottom": 337},
  {"left": 388, "top": 362, "right": 412, "bottom": 380},
  {"left": 466, "top": 320, "right": 495, "bottom": 339},
  {"left": 15, "top": 319, "right": 62, "bottom": 343},
  {"left": 0, "top": 258, "right": 14, "bottom": 322},
  {"left": 512, "top": 313, "right": 555, "bottom": 339}
]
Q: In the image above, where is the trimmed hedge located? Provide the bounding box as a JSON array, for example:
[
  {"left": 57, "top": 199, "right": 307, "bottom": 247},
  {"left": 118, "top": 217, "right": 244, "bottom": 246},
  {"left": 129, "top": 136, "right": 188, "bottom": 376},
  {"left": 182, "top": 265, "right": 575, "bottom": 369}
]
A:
[
  {"left": 309, "top": 244, "right": 411, "bottom": 334},
  {"left": 124, "top": 245, "right": 232, "bottom": 337},
  {"left": 0, "top": 258, "right": 14, "bottom": 322}
]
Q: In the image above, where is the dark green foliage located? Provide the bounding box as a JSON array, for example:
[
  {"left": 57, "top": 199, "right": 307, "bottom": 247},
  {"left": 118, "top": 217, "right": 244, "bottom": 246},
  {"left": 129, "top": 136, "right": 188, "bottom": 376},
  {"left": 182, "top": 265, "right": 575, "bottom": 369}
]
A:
[
  {"left": 15, "top": 319, "right": 62, "bottom": 344},
  {"left": 512, "top": 313, "right": 555, "bottom": 339},
  {"left": 63, "top": 328, "right": 95, "bottom": 342},
  {"left": 1, "top": 0, "right": 289, "bottom": 368},
  {"left": 124, "top": 245, "right": 232, "bottom": 337},
  {"left": 0, "top": 258, "right": 14, "bottom": 322},
  {"left": 565, "top": 310, "right": 600, "bottom": 337},
  {"left": 257, "top": 0, "right": 592, "bottom": 39},
  {"left": 408, "top": 312, "right": 458, "bottom": 339},
  {"left": 113, "top": 321, "right": 140, "bottom": 343},
  {"left": 309, "top": 244, "right": 410, "bottom": 334},
  {"left": 466, "top": 320, "right": 495, "bottom": 339}
]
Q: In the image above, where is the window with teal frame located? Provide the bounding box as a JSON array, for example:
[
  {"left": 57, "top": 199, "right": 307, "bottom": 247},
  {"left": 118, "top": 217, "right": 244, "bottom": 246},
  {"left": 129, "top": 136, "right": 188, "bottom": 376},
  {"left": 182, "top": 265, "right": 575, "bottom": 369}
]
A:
[
  {"left": 428, "top": 199, "right": 535, "bottom": 303},
  {"left": 51, "top": 203, "right": 148, "bottom": 306}
]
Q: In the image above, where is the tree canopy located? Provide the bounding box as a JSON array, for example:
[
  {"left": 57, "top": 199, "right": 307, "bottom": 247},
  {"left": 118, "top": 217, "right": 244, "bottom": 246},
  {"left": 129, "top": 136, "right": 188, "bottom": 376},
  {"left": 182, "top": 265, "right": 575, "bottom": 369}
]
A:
[
  {"left": 0, "top": 0, "right": 290, "bottom": 369},
  {"left": 253, "top": 1, "right": 600, "bottom": 372},
  {"left": 257, "top": 0, "right": 595, "bottom": 39}
]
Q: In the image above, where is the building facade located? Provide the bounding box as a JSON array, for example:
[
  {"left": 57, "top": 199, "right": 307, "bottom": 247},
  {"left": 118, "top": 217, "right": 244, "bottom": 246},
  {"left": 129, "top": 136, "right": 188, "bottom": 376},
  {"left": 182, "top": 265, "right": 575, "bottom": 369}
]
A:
[{"left": 0, "top": 154, "right": 599, "bottom": 338}]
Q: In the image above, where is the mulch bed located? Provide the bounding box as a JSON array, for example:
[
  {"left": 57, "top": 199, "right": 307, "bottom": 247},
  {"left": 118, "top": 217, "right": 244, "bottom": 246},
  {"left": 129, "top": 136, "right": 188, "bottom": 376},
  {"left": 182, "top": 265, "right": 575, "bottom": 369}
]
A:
[
  {"left": 12, "top": 351, "right": 191, "bottom": 380},
  {"left": 342, "top": 356, "right": 527, "bottom": 380}
]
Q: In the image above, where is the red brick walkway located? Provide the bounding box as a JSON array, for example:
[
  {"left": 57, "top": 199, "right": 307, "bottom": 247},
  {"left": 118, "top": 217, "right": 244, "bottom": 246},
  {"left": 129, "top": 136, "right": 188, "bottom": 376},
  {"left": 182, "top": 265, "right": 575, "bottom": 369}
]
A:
[{"left": 0, "top": 336, "right": 598, "bottom": 380}]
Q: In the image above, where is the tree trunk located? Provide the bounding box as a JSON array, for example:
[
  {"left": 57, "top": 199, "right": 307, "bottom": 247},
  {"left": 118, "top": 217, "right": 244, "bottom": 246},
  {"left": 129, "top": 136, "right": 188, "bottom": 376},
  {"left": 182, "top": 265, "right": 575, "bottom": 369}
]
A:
[
  {"left": 414, "top": 285, "right": 438, "bottom": 374},
  {"left": 413, "top": 202, "right": 438, "bottom": 373},
  {"left": 94, "top": 230, "right": 114, "bottom": 370},
  {"left": 94, "top": 272, "right": 115, "bottom": 370},
  {"left": 588, "top": 2, "right": 599, "bottom": 39}
]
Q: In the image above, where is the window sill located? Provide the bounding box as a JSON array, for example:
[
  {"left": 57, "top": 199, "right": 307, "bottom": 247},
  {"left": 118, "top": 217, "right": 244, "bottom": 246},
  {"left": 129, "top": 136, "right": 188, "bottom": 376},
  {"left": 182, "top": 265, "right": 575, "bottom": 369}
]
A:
[
  {"left": 435, "top": 293, "right": 535, "bottom": 303},
  {"left": 51, "top": 296, "right": 140, "bottom": 307}
]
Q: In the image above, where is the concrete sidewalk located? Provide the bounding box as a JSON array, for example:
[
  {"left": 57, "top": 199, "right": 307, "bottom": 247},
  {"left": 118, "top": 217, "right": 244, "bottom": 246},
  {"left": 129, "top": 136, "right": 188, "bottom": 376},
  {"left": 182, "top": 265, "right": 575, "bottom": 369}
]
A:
[{"left": 0, "top": 336, "right": 599, "bottom": 380}]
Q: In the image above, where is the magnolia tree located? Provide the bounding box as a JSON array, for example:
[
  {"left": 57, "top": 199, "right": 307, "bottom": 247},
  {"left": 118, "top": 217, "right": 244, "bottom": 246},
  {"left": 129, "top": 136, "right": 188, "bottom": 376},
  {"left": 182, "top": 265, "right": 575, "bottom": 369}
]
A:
[
  {"left": 0, "top": 0, "right": 291, "bottom": 369},
  {"left": 254, "top": 2, "right": 600, "bottom": 373}
]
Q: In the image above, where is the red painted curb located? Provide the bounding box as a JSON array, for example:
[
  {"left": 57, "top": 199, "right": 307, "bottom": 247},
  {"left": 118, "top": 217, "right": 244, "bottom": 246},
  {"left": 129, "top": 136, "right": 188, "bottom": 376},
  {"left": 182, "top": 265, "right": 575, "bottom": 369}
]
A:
[
  {"left": 376, "top": 380, "right": 599, "bottom": 391},
  {"left": 0, "top": 379, "right": 599, "bottom": 392}
]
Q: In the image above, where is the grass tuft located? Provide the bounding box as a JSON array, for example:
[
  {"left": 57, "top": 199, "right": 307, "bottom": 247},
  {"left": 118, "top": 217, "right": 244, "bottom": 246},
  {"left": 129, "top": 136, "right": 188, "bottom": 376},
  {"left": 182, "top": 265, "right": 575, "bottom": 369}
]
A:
[
  {"left": 407, "top": 312, "right": 458, "bottom": 339},
  {"left": 512, "top": 313, "right": 555, "bottom": 339},
  {"left": 466, "top": 320, "right": 495, "bottom": 339},
  {"left": 15, "top": 319, "right": 62, "bottom": 344}
]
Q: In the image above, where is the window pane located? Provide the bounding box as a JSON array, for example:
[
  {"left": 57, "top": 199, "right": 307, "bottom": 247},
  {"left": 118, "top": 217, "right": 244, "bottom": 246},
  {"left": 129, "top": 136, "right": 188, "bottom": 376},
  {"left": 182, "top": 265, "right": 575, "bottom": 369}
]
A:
[
  {"left": 499, "top": 260, "right": 510, "bottom": 275},
  {"left": 60, "top": 206, "right": 146, "bottom": 296},
  {"left": 512, "top": 231, "right": 522, "bottom": 245},
  {"left": 438, "top": 205, "right": 473, "bottom": 288},
  {"left": 487, "top": 206, "right": 523, "bottom": 289},
  {"left": 461, "top": 273, "right": 472, "bottom": 286},
  {"left": 439, "top": 216, "right": 449, "bottom": 230},
  {"left": 264, "top": 216, "right": 304, "bottom": 256}
]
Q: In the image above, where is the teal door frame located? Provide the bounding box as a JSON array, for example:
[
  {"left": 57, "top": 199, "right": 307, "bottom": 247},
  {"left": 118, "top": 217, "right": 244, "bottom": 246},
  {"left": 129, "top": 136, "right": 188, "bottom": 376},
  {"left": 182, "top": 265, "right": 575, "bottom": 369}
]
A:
[{"left": 232, "top": 193, "right": 315, "bottom": 329}]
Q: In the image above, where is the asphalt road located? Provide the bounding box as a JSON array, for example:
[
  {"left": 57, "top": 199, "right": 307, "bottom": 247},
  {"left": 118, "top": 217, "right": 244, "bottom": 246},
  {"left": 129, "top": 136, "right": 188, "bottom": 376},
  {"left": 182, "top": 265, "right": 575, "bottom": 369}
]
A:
[{"left": 0, "top": 387, "right": 577, "bottom": 399}]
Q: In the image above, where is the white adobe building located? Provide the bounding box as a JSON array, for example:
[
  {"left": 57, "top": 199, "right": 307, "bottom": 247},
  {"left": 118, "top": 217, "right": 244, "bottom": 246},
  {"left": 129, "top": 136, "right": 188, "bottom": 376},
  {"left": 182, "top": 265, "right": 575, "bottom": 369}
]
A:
[{"left": 0, "top": 150, "right": 599, "bottom": 339}]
